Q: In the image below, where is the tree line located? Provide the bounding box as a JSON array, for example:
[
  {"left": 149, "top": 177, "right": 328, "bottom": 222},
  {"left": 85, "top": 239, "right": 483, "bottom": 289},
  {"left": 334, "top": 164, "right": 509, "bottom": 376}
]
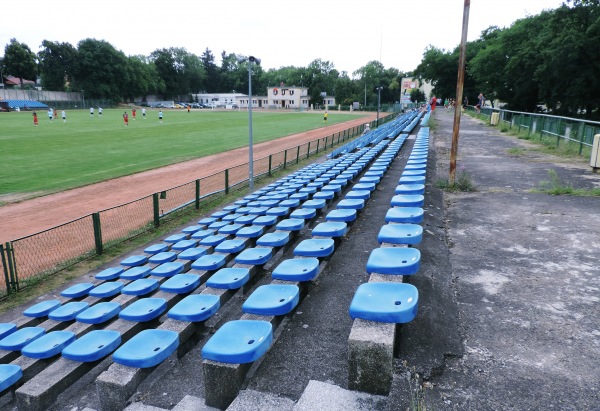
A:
[
  {"left": 414, "top": 0, "right": 600, "bottom": 119},
  {"left": 1, "top": 38, "right": 410, "bottom": 107}
]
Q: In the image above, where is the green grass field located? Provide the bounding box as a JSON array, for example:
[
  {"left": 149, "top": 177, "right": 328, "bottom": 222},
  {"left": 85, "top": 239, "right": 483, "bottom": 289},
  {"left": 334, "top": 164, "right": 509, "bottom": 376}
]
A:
[{"left": 0, "top": 109, "right": 365, "bottom": 197}]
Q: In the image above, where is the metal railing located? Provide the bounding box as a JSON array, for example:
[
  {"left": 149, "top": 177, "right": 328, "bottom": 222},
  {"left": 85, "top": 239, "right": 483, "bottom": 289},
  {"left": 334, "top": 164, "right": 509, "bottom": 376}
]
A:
[
  {"left": 474, "top": 106, "right": 598, "bottom": 156},
  {"left": 0, "top": 114, "right": 397, "bottom": 297}
]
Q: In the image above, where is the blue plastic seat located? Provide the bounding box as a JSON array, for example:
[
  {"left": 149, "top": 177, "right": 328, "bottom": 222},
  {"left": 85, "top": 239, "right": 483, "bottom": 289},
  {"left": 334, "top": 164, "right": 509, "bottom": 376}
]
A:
[
  {"left": 0, "top": 364, "right": 22, "bottom": 391},
  {"left": 235, "top": 215, "right": 257, "bottom": 225},
  {"left": 151, "top": 262, "right": 185, "bottom": 277},
  {"left": 23, "top": 300, "right": 62, "bottom": 318},
  {"left": 206, "top": 268, "right": 250, "bottom": 289},
  {"left": 164, "top": 233, "right": 188, "bottom": 244},
  {"left": 113, "top": 329, "right": 179, "bottom": 369},
  {"left": 404, "top": 164, "right": 426, "bottom": 170},
  {"left": 276, "top": 218, "right": 304, "bottom": 232},
  {"left": 199, "top": 235, "right": 228, "bottom": 247},
  {"left": 385, "top": 207, "right": 424, "bottom": 224},
  {"left": 222, "top": 213, "right": 243, "bottom": 222},
  {"left": 0, "top": 324, "right": 17, "bottom": 340},
  {"left": 160, "top": 274, "right": 201, "bottom": 294},
  {"left": 248, "top": 206, "right": 269, "bottom": 216},
  {"left": 266, "top": 207, "right": 290, "bottom": 217},
  {"left": 119, "top": 298, "right": 167, "bottom": 322},
  {"left": 198, "top": 217, "right": 218, "bottom": 226},
  {"left": 191, "top": 229, "right": 217, "bottom": 240},
  {"left": 359, "top": 176, "right": 380, "bottom": 185},
  {"left": 256, "top": 231, "right": 290, "bottom": 247},
  {"left": 290, "top": 208, "right": 316, "bottom": 220},
  {"left": 260, "top": 199, "right": 280, "bottom": 208},
  {"left": 325, "top": 209, "right": 357, "bottom": 223},
  {"left": 294, "top": 239, "right": 335, "bottom": 258},
  {"left": 303, "top": 199, "right": 327, "bottom": 209},
  {"left": 349, "top": 282, "right": 419, "bottom": 323},
  {"left": 0, "top": 327, "right": 45, "bottom": 351},
  {"left": 253, "top": 215, "right": 278, "bottom": 226},
  {"left": 171, "top": 239, "right": 198, "bottom": 251},
  {"left": 403, "top": 170, "right": 426, "bottom": 176},
  {"left": 89, "top": 282, "right": 124, "bottom": 298},
  {"left": 122, "top": 278, "right": 160, "bottom": 296},
  {"left": 279, "top": 198, "right": 301, "bottom": 208},
  {"left": 191, "top": 254, "right": 227, "bottom": 271},
  {"left": 215, "top": 239, "right": 247, "bottom": 254},
  {"left": 218, "top": 224, "right": 244, "bottom": 235},
  {"left": 148, "top": 252, "right": 177, "bottom": 265},
  {"left": 235, "top": 247, "right": 273, "bottom": 265},
  {"left": 120, "top": 265, "right": 152, "bottom": 280},
  {"left": 177, "top": 247, "right": 209, "bottom": 261},
  {"left": 61, "top": 283, "right": 94, "bottom": 298},
  {"left": 223, "top": 205, "right": 240, "bottom": 212},
  {"left": 345, "top": 190, "right": 371, "bottom": 200},
  {"left": 76, "top": 302, "right": 121, "bottom": 324},
  {"left": 399, "top": 176, "right": 426, "bottom": 185},
  {"left": 95, "top": 267, "right": 124, "bottom": 281},
  {"left": 236, "top": 225, "right": 265, "bottom": 238},
  {"left": 395, "top": 184, "right": 425, "bottom": 195},
  {"left": 271, "top": 258, "right": 320, "bottom": 282},
  {"left": 311, "top": 222, "right": 348, "bottom": 238},
  {"left": 337, "top": 199, "right": 365, "bottom": 210},
  {"left": 182, "top": 225, "right": 204, "bottom": 235},
  {"left": 21, "top": 331, "right": 76, "bottom": 359},
  {"left": 391, "top": 194, "right": 425, "bottom": 207},
  {"left": 364, "top": 170, "right": 384, "bottom": 177},
  {"left": 313, "top": 191, "right": 335, "bottom": 200},
  {"left": 201, "top": 320, "right": 273, "bottom": 364},
  {"left": 353, "top": 182, "right": 376, "bottom": 192},
  {"left": 208, "top": 221, "right": 230, "bottom": 230},
  {"left": 211, "top": 211, "right": 230, "bottom": 219},
  {"left": 407, "top": 158, "right": 427, "bottom": 165},
  {"left": 120, "top": 255, "right": 148, "bottom": 267},
  {"left": 378, "top": 224, "right": 423, "bottom": 245},
  {"left": 242, "top": 284, "right": 300, "bottom": 316},
  {"left": 366, "top": 248, "right": 421, "bottom": 275},
  {"left": 49, "top": 302, "right": 90, "bottom": 321},
  {"left": 62, "top": 330, "right": 121, "bottom": 362},
  {"left": 321, "top": 184, "right": 342, "bottom": 193},
  {"left": 144, "top": 243, "right": 170, "bottom": 255},
  {"left": 168, "top": 294, "right": 221, "bottom": 322}
]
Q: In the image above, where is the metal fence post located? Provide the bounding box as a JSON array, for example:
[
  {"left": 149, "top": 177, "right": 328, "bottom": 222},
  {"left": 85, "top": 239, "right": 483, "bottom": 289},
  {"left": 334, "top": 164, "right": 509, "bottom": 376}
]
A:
[
  {"left": 324, "top": 136, "right": 328, "bottom": 148},
  {"left": 4, "top": 242, "right": 19, "bottom": 293},
  {"left": 1, "top": 244, "right": 11, "bottom": 295},
  {"left": 195, "top": 179, "right": 200, "bottom": 210},
  {"left": 225, "top": 169, "right": 229, "bottom": 195},
  {"left": 92, "top": 213, "right": 103, "bottom": 255},
  {"left": 283, "top": 150, "right": 287, "bottom": 170},
  {"left": 153, "top": 193, "right": 160, "bottom": 227},
  {"left": 331, "top": 134, "right": 335, "bottom": 148},
  {"left": 268, "top": 155, "right": 272, "bottom": 176},
  {"left": 307, "top": 141, "right": 311, "bottom": 159},
  {"left": 316, "top": 138, "right": 320, "bottom": 153},
  {"left": 296, "top": 146, "right": 300, "bottom": 164}
]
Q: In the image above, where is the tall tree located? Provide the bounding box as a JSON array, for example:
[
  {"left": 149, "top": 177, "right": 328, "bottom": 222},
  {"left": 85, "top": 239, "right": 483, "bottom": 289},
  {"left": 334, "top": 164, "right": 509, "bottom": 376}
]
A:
[
  {"left": 76, "top": 38, "right": 128, "bottom": 100},
  {"left": 38, "top": 40, "right": 79, "bottom": 91},
  {"left": 200, "top": 48, "right": 219, "bottom": 92},
  {"left": 3, "top": 39, "right": 38, "bottom": 88}
]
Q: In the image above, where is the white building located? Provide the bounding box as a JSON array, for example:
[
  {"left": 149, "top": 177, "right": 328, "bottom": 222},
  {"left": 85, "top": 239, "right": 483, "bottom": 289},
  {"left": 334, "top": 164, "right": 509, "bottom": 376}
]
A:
[{"left": 266, "top": 86, "right": 310, "bottom": 109}]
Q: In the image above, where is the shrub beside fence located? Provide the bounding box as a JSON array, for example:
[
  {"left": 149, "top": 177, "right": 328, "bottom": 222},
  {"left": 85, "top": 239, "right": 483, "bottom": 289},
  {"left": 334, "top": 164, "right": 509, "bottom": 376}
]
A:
[{"left": 0, "top": 115, "right": 395, "bottom": 297}]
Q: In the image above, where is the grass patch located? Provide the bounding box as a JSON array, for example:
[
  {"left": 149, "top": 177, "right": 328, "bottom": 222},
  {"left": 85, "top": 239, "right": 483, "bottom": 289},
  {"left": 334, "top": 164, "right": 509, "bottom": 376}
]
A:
[
  {"left": 507, "top": 147, "right": 525, "bottom": 156},
  {"left": 0, "top": 109, "right": 365, "bottom": 197},
  {"left": 534, "top": 169, "right": 600, "bottom": 196},
  {"left": 436, "top": 167, "right": 476, "bottom": 192}
]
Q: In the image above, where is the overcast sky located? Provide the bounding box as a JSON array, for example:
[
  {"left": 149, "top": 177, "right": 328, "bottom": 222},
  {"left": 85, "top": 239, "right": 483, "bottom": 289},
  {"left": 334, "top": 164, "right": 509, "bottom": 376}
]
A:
[{"left": 2, "top": 0, "right": 566, "bottom": 76}]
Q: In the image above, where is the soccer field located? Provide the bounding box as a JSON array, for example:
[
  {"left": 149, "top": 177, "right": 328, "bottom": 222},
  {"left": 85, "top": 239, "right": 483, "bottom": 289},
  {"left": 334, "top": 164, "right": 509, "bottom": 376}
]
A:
[{"left": 0, "top": 109, "right": 364, "bottom": 196}]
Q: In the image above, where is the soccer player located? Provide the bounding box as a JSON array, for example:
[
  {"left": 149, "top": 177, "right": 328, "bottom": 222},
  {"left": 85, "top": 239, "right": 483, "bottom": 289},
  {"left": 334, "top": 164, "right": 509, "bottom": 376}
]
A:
[
  {"left": 132, "top": 108, "right": 136, "bottom": 120},
  {"left": 48, "top": 108, "right": 54, "bottom": 121},
  {"left": 61, "top": 110, "right": 66, "bottom": 123},
  {"left": 323, "top": 111, "right": 328, "bottom": 124},
  {"left": 33, "top": 111, "right": 38, "bottom": 126},
  {"left": 98, "top": 107, "right": 103, "bottom": 117},
  {"left": 158, "top": 110, "right": 163, "bottom": 123},
  {"left": 90, "top": 107, "right": 94, "bottom": 118},
  {"left": 142, "top": 107, "right": 146, "bottom": 119},
  {"left": 123, "top": 111, "right": 129, "bottom": 126}
]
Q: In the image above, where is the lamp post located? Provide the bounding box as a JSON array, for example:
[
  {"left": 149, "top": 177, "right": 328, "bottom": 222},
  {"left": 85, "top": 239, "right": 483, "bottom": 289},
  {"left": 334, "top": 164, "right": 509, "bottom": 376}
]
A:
[
  {"left": 375, "top": 86, "right": 383, "bottom": 127},
  {"left": 238, "top": 55, "right": 261, "bottom": 190}
]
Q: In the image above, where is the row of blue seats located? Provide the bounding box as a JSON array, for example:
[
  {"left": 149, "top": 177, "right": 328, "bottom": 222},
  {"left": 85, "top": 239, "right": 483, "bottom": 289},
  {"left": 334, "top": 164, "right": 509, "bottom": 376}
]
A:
[
  {"left": 3, "top": 144, "right": 390, "bottom": 406},
  {"left": 348, "top": 127, "right": 429, "bottom": 324},
  {"left": 328, "top": 111, "right": 422, "bottom": 159},
  {"left": 200, "top": 135, "right": 411, "bottom": 407},
  {"left": 0, "top": 153, "right": 358, "bottom": 395},
  {"left": 3, "top": 99, "right": 49, "bottom": 109}
]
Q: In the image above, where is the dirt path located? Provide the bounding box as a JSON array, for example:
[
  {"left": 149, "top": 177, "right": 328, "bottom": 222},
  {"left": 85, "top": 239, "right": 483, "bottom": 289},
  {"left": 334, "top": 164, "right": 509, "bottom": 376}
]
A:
[{"left": 0, "top": 114, "right": 376, "bottom": 243}]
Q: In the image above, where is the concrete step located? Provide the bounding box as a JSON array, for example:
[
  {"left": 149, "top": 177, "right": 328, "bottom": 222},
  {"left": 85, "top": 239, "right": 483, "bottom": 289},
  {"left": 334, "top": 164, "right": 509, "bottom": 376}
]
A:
[
  {"left": 293, "top": 380, "right": 387, "bottom": 411},
  {"left": 226, "top": 389, "right": 295, "bottom": 411}
]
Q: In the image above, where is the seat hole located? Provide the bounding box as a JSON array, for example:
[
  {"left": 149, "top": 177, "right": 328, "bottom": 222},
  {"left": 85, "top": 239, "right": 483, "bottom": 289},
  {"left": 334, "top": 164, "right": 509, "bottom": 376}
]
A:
[
  {"left": 402, "top": 260, "right": 407, "bottom": 263},
  {"left": 248, "top": 339, "right": 255, "bottom": 345},
  {"left": 395, "top": 301, "right": 401, "bottom": 305},
  {"left": 279, "top": 298, "right": 285, "bottom": 302},
  {"left": 154, "top": 347, "right": 160, "bottom": 352}
]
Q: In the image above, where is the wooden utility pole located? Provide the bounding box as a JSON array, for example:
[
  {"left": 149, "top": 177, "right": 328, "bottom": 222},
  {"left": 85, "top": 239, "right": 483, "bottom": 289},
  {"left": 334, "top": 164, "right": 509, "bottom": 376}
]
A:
[{"left": 449, "top": 0, "right": 471, "bottom": 185}]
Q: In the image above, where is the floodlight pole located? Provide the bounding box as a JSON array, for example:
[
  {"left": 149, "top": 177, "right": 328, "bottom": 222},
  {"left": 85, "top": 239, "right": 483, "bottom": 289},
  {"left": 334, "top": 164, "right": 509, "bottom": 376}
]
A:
[
  {"left": 245, "top": 56, "right": 260, "bottom": 190},
  {"left": 376, "top": 87, "right": 383, "bottom": 127}
]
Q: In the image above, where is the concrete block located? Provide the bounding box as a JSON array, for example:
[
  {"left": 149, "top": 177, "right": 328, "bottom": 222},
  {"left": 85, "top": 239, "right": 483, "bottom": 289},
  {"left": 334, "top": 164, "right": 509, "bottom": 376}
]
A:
[{"left": 203, "top": 360, "right": 251, "bottom": 409}]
